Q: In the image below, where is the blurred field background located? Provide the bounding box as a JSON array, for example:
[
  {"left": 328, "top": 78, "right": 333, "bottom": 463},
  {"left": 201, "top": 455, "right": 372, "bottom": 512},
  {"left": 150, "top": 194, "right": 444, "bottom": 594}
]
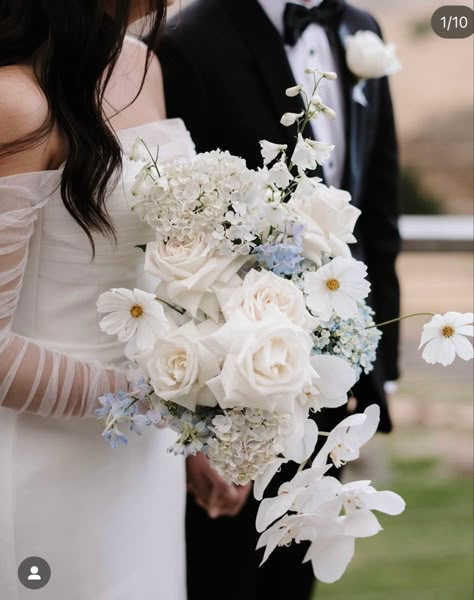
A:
[{"left": 165, "top": 1, "right": 474, "bottom": 598}]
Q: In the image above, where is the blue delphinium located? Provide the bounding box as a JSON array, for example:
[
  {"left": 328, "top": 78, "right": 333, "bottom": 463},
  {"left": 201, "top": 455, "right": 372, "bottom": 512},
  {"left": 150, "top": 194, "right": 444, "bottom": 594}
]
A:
[
  {"left": 312, "top": 301, "right": 382, "bottom": 379},
  {"left": 254, "top": 224, "right": 304, "bottom": 276}
]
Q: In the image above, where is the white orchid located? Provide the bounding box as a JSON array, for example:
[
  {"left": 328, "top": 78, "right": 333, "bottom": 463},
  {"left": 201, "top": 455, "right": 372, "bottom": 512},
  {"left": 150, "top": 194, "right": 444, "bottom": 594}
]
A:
[
  {"left": 301, "top": 354, "right": 357, "bottom": 412},
  {"left": 97, "top": 288, "right": 170, "bottom": 359},
  {"left": 256, "top": 470, "right": 405, "bottom": 583},
  {"left": 304, "top": 257, "right": 371, "bottom": 321},
  {"left": 313, "top": 404, "right": 380, "bottom": 469},
  {"left": 419, "top": 312, "right": 474, "bottom": 366}
]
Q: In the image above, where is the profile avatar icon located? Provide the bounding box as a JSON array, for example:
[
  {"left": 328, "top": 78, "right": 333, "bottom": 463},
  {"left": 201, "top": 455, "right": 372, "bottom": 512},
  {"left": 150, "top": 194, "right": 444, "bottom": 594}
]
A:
[
  {"left": 28, "top": 565, "right": 41, "bottom": 581},
  {"left": 18, "top": 556, "right": 51, "bottom": 589}
]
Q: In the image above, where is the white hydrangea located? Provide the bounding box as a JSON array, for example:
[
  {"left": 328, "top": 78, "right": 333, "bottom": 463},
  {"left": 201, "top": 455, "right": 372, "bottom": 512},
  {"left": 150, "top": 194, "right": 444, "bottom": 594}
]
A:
[
  {"left": 131, "top": 149, "right": 262, "bottom": 255},
  {"left": 207, "top": 408, "right": 295, "bottom": 485}
]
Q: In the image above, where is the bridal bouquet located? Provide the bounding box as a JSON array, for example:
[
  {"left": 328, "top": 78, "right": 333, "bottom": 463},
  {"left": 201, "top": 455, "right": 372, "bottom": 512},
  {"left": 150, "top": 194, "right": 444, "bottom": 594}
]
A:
[{"left": 96, "top": 69, "right": 473, "bottom": 582}]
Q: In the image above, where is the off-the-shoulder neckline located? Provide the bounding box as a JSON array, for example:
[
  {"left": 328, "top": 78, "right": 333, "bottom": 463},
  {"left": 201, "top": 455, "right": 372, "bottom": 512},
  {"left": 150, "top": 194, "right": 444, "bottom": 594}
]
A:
[{"left": 0, "top": 118, "right": 187, "bottom": 182}]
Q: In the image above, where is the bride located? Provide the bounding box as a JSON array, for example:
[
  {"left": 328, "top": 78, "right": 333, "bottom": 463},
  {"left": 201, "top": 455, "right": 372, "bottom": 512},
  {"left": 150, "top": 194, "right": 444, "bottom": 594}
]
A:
[{"left": 0, "top": 1, "right": 195, "bottom": 598}]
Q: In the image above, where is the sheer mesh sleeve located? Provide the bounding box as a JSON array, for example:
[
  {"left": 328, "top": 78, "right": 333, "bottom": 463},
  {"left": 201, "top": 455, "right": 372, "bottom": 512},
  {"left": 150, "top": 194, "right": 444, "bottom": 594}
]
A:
[{"left": 0, "top": 179, "right": 129, "bottom": 418}]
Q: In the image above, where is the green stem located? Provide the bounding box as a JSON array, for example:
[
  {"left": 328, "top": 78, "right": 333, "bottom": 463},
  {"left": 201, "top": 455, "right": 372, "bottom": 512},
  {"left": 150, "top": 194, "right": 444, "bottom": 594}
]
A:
[{"left": 367, "top": 312, "right": 435, "bottom": 330}]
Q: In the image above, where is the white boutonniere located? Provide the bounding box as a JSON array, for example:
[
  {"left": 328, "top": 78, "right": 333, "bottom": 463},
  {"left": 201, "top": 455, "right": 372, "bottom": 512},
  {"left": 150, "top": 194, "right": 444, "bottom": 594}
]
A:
[{"left": 345, "top": 30, "right": 401, "bottom": 106}]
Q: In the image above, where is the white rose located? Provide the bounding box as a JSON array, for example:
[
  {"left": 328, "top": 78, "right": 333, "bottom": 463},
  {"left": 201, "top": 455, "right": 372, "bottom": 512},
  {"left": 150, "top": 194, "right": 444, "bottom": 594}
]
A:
[
  {"left": 217, "top": 269, "right": 315, "bottom": 331},
  {"left": 146, "top": 321, "right": 220, "bottom": 411},
  {"left": 288, "top": 177, "right": 360, "bottom": 265},
  {"left": 346, "top": 30, "right": 401, "bottom": 80},
  {"left": 145, "top": 232, "right": 249, "bottom": 320},
  {"left": 205, "top": 312, "right": 316, "bottom": 413}
]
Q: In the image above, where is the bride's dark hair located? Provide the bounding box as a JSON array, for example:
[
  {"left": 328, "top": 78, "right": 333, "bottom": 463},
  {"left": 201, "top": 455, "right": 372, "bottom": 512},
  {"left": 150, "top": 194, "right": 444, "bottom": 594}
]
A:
[{"left": 0, "top": 0, "right": 166, "bottom": 251}]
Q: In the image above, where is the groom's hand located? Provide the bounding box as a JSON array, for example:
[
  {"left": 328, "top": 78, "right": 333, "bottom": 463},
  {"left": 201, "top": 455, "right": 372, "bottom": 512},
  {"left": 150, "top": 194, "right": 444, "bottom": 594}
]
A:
[{"left": 186, "top": 453, "right": 252, "bottom": 519}]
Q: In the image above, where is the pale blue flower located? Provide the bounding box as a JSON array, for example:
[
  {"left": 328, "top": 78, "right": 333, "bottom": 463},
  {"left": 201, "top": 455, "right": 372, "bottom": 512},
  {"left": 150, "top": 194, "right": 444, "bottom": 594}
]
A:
[
  {"left": 104, "top": 428, "right": 128, "bottom": 449},
  {"left": 312, "top": 301, "right": 381, "bottom": 379}
]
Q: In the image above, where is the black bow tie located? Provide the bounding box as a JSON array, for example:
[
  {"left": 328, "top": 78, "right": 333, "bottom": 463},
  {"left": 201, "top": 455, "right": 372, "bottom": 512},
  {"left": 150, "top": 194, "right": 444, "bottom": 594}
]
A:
[{"left": 283, "top": 1, "right": 346, "bottom": 46}]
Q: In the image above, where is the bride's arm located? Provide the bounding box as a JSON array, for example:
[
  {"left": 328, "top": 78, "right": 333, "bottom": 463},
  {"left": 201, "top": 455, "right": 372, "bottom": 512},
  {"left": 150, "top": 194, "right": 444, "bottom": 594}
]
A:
[{"left": 0, "top": 71, "right": 129, "bottom": 418}]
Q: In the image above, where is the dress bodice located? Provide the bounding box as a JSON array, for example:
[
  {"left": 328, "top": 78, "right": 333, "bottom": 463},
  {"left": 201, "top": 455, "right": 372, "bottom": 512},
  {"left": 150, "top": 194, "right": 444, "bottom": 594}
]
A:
[{"left": 11, "top": 119, "right": 195, "bottom": 364}]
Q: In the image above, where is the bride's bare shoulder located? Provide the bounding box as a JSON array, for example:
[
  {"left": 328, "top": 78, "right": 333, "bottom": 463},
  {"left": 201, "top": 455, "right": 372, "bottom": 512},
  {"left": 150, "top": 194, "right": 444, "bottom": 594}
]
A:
[{"left": 0, "top": 66, "right": 56, "bottom": 176}]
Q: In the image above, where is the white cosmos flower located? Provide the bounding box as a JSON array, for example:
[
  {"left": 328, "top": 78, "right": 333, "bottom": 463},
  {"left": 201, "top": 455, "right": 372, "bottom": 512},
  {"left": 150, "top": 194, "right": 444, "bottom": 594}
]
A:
[
  {"left": 260, "top": 140, "right": 288, "bottom": 165},
  {"left": 97, "top": 288, "right": 170, "bottom": 358},
  {"left": 419, "top": 312, "right": 474, "bottom": 366},
  {"left": 312, "top": 404, "right": 380, "bottom": 469},
  {"left": 304, "top": 257, "right": 370, "bottom": 321},
  {"left": 291, "top": 134, "right": 335, "bottom": 172},
  {"left": 280, "top": 111, "right": 304, "bottom": 127}
]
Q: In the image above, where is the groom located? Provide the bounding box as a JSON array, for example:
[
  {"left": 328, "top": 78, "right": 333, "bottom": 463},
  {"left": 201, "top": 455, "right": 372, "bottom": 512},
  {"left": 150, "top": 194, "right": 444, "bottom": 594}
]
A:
[{"left": 157, "top": 0, "right": 401, "bottom": 598}]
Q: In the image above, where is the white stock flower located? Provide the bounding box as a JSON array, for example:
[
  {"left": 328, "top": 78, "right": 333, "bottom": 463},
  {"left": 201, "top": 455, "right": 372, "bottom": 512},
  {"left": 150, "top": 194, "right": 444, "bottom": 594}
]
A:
[
  {"left": 419, "top": 312, "right": 474, "bottom": 366},
  {"left": 217, "top": 269, "right": 314, "bottom": 330},
  {"left": 145, "top": 233, "right": 249, "bottom": 321},
  {"left": 322, "top": 106, "right": 337, "bottom": 120},
  {"left": 130, "top": 162, "right": 155, "bottom": 197},
  {"left": 304, "top": 257, "right": 370, "bottom": 321},
  {"left": 260, "top": 140, "right": 288, "bottom": 165},
  {"left": 97, "top": 288, "right": 170, "bottom": 358},
  {"left": 291, "top": 134, "right": 335, "bottom": 171},
  {"left": 146, "top": 321, "right": 220, "bottom": 411},
  {"left": 267, "top": 161, "right": 293, "bottom": 188},
  {"left": 204, "top": 311, "right": 316, "bottom": 414},
  {"left": 313, "top": 404, "right": 380, "bottom": 469},
  {"left": 280, "top": 111, "right": 304, "bottom": 127},
  {"left": 288, "top": 178, "right": 360, "bottom": 265},
  {"left": 128, "top": 137, "right": 149, "bottom": 162},
  {"left": 285, "top": 84, "right": 304, "bottom": 97},
  {"left": 346, "top": 30, "right": 401, "bottom": 80}
]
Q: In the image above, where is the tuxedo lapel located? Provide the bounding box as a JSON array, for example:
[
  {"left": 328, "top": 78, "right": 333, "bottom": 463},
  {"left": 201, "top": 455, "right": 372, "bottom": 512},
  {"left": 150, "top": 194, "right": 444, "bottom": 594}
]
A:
[
  {"left": 221, "top": 0, "right": 306, "bottom": 148},
  {"left": 337, "top": 18, "right": 369, "bottom": 206}
]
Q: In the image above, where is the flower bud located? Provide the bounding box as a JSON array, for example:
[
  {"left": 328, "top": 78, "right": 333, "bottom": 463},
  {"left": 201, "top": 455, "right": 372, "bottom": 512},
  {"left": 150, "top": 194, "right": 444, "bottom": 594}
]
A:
[
  {"left": 322, "top": 71, "right": 338, "bottom": 80},
  {"left": 280, "top": 111, "right": 304, "bottom": 127},
  {"left": 285, "top": 84, "right": 303, "bottom": 97},
  {"left": 322, "top": 106, "right": 337, "bottom": 120}
]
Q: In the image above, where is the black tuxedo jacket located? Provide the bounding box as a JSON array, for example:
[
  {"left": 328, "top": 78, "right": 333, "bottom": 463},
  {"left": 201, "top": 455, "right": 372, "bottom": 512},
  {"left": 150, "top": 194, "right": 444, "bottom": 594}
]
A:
[{"left": 158, "top": 0, "right": 400, "bottom": 432}]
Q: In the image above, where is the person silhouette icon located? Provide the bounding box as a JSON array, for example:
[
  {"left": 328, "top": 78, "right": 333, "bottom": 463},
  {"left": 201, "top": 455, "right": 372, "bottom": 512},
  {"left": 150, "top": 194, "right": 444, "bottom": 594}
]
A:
[{"left": 27, "top": 566, "right": 41, "bottom": 581}]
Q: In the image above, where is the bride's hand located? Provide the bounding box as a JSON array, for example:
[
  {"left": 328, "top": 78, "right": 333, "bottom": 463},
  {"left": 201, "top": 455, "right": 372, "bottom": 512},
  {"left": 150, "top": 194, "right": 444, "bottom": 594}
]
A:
[{"left": 186, "top": 453, "right": 252, "bottom": 518}]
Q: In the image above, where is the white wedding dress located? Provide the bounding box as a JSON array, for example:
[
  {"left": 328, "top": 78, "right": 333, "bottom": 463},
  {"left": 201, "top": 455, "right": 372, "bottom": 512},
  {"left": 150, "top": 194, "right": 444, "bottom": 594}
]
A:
[{"left": 0, "top": 119, "right": 194, "bottom": 600}]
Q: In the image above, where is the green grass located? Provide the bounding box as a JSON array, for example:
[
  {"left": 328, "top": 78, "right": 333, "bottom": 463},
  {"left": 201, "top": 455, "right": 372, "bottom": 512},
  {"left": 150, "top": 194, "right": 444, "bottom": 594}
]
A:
[{"left": 315, "top": 458, "right": 474, "bottom": 600}]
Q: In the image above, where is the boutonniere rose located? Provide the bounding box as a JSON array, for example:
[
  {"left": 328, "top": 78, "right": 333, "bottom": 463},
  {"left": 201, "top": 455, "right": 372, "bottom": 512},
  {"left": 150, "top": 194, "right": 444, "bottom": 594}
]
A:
[{"left": 345, "top": 30, "right": 401, "bottom": 106}]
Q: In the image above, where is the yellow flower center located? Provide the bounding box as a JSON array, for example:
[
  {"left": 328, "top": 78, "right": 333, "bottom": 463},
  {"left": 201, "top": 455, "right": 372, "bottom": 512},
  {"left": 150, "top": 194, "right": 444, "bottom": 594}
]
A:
[
  {"left": 130, "top": 304, "right": 144, "bottom": 319},
  {"left": 326, "top": 278, "right": 340, "bottom": 292},
  {"left": 442, "top": 325, "right": 454, "bottom": 338}
]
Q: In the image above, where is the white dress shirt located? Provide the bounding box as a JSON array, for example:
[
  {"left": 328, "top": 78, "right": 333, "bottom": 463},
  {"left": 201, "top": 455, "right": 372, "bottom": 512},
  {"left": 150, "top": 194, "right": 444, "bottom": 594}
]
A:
[{"left": 258, "top": 0, "right": 346, "bottom": 187}]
